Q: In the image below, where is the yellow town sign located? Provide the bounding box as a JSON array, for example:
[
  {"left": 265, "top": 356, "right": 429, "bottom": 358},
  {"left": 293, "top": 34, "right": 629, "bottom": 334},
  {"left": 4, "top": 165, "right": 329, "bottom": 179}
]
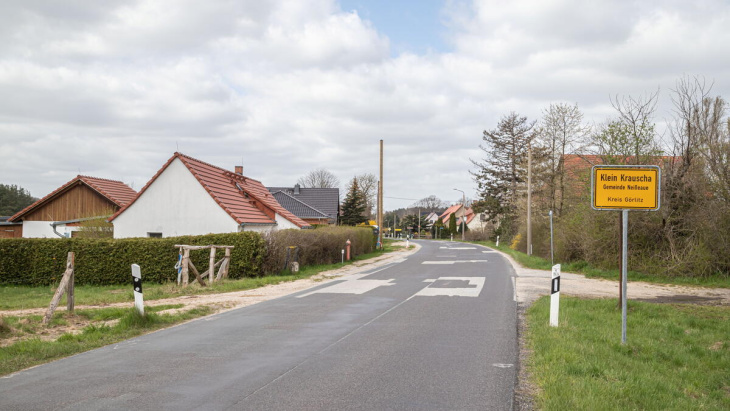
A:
[{"left": 591, "top": 165, "right": 661, "bottom": 211}]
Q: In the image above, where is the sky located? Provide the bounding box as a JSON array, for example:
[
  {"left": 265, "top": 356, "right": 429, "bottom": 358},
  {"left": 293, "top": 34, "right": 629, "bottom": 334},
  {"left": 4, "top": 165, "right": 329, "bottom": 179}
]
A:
[{"left": 1, "top": 0, "right": 729, "bottom": 211}]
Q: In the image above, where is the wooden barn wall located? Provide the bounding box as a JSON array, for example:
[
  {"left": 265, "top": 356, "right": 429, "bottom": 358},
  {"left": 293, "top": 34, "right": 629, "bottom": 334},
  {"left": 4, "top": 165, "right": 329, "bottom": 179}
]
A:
[
  {"left": 23, "top": 184, "right": 118, "bottom": 221},
  {"left": 0, "top": 225, "right": 22, "bottom": 238}
]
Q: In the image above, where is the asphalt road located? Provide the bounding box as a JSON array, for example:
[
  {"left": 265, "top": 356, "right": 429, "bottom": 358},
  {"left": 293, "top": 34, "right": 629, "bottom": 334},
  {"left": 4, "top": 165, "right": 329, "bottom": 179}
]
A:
[{"left": 0, "top": 240, "right": 518, "bottom": 410}]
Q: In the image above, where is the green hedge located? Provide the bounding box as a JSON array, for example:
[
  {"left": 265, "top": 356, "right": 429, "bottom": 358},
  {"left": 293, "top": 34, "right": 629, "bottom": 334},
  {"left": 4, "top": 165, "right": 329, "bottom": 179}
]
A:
[{"left": 0, "top": 232, "right": 265, "bottom": 286}]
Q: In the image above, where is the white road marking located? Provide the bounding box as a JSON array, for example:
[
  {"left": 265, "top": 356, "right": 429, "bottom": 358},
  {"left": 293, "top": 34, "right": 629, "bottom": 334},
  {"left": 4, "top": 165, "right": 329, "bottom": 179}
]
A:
[
  {"left": 512, "top": 277, "right": 517, "bottom": 302},
  {"left": 298, "top": 274, "right": 394, "bottom": 297},
  {"left": 415, "top": 277, "right": 485, "bottom": 297},
  {"left": 422, "top": 260, "right": 488, "bottom": 265},
  {"left": 438, "top": 247, "right": 477, "bottom": 250},
  {"left": 492, "top": 363, "right": 514, "bottom": 368}
]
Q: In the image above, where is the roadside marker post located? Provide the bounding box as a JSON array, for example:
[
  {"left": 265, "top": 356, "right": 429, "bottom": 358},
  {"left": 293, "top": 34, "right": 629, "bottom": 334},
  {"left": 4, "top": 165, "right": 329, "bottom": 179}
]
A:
[
  {"left": 591, "top": 165, "right": 661, "bottom": 344},
  {"left": 131, "top": 264, "right": 144, "bottom": 316},
  {"left": 550, "top": 264, "right": 560, "bottom": 327}
]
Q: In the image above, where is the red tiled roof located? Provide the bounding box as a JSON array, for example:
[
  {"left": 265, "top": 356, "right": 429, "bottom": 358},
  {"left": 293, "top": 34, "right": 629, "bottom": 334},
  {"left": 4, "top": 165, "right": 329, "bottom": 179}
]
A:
[
  {"left": 9, "top": 175, "right": 136, "bottom": 222},
  {"left": 109, "top": 152, "right": 309, "bottom": 228},
  {"left": 439, "top": 204, "right": 475, "bottom": 225}
]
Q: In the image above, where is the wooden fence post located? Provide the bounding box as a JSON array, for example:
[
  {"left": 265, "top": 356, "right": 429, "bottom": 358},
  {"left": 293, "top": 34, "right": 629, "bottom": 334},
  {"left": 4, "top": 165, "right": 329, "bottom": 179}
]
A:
[
  {"left": 66, "top": 253, "right": 75, "bottom": 313},
  {"left": 43, "top": 252, "right": 75, "bottom": 325},
  {"left": 182, "top": 248, "right": 190, "bottom": 286},
  {"left": 209, "top": 247, "right": 216, "bottom": 283}
]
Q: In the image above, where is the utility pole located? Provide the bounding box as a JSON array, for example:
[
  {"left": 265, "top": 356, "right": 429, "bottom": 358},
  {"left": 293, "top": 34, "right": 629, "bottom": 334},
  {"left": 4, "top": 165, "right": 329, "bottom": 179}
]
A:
[
  {"left": 417, "top": 207, "right": 421, "bottom": 238},
  {"left": 453, "top": 188, "right": 465, "bottom": 241},
  {"left": 527, "top": 141, "right": 532, "bottom": 255},
  {"left": 378, "top": 140, "right": 384, "bottom": 248}
]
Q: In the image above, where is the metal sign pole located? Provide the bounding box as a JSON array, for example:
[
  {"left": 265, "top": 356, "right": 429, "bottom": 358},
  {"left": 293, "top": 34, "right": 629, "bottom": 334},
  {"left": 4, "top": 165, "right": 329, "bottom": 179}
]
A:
[
  {"left": 621, "top": 209, "right": 628, "bottom": 344},
  {"left": 549, "top": 210, "right": 554, "bottom": 266}
]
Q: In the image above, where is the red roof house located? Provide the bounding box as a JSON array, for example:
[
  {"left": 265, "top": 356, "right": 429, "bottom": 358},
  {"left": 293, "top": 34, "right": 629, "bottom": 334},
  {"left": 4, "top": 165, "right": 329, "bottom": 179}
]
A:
[
  {"left": 439, "top": 204, "right": 482, "bottom": 232},
  {"left": 8, "top": 175, "right": 136, "bottom": 238},
  {"left": 110, "top": 152, "right": 309, "bottom": 238}
]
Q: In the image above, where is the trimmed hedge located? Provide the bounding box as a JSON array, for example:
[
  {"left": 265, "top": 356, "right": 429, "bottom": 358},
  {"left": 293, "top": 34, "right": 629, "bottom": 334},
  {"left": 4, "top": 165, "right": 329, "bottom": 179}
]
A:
[{"left": 0, "top": 232, "right": 265, "bottom": 286}]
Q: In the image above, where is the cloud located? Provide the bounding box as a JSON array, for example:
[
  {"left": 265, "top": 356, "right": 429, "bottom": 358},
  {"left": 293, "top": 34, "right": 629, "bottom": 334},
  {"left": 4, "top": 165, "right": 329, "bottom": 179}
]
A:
[{"left": 1, "top": 0, "right": 729, "bottom": 211}]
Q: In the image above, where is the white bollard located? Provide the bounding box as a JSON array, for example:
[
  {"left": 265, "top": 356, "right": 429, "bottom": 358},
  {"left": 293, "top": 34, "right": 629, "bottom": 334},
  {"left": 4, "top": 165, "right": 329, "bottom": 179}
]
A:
[
  {"left": 131, "top": 264, "right": 144, "bottom": 316},
  {"left": 496, "top": 235, "right": 500, "bottom": 247},
  {"left": 341, "top": 249, "right": 344, "bottom": 264},
  {"left": 550, "top": 264, "right": 560, "bottom": 327}
]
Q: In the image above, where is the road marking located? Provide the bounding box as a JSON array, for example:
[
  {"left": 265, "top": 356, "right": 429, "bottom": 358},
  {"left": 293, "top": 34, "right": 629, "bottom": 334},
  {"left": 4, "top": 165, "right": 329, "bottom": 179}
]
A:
[
  {"left": 512, "top": 277, "right": 517, "bottom": 302},
  {"left": 422, "top": 260, "right": 488, "bottom": 265},
  {"left": 298, "top": 274, "right": 394, "bottom": 297},
  {"left": 439, "top": 246, "right": 477, "bottom": 250},
  {"left": 415, "top": 277, "right": 485, "bottom": 297},
  {"left": 492, "top": 363, "right": 514, "bottom": 368}
]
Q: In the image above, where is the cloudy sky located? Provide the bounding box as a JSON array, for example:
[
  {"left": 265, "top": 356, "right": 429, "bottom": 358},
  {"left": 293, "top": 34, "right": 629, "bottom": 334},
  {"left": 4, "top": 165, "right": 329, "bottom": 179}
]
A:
[{"left": 2, "top": 0, "right": 729, "bottom": 211}]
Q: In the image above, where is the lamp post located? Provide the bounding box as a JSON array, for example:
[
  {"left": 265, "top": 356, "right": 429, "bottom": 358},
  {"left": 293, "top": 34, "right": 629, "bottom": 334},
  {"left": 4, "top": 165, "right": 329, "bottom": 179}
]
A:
[{"left": 453, "top": 188, "right": 466, "bottom": 241}]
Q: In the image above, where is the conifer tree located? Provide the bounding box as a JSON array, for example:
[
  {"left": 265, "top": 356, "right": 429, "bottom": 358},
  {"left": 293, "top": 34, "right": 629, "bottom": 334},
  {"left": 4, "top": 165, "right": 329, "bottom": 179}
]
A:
[
  {"left": 340, "top": 178, "right": 367, "bottom": 226},
  {"left": 471, "top": 112, "right": 536, "bottom": 236}
]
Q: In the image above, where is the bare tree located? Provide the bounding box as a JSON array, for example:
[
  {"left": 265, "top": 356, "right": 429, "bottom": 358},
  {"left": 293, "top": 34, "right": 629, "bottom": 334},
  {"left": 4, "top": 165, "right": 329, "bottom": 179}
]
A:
[
  {"left": 410, "top": 195, "right": 448, "bottom": 211},
  {"left": 670, "top": 77, "right": 730, "bottom": 203},
  {"left": 538, "top": 102, "right": 590, "bottom": 215},
  {"left": 297, "top": 168, "right": 340, "bottom": 188},
  {"left": 354, "top": 173, "right": 378, "bottom": 218}
]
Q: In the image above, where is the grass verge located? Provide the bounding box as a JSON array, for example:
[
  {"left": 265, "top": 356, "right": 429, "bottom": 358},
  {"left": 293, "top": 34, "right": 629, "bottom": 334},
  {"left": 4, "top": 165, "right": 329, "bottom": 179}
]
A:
[
  {"left": 469, "top": 240, "right": 730, "bottom": 288},
  {"left": 525, "top": 296, "right": 730, "bottom": 410},
  {"left": 0, "top": 305, "right": 213, "bottom": 377},
  {"left": 0, "top": 239, "right": 404, "bottom": 310}
]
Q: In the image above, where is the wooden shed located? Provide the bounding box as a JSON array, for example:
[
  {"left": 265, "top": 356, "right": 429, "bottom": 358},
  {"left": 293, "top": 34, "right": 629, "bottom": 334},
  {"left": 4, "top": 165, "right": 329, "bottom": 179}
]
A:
[{"left": 8, "top": 175, "right": 136, "bottom": 238}]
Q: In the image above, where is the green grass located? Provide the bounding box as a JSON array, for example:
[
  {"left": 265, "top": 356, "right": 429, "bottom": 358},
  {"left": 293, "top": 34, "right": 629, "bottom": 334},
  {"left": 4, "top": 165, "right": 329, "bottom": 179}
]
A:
[
  {"left": 0, "top": 242, "right": 403, "bottom": 376},
  {"left": 0, "top": 242, "right": 401, "bottom": 310},
  {"left": 0, "top": 305, "right": 213, "bottom": 376},
  {"left": 525, "top": 297, "right": 730, "bottom": 410},
  {"left": 469, "top": 240, "right": 730, "bottom": 288}
]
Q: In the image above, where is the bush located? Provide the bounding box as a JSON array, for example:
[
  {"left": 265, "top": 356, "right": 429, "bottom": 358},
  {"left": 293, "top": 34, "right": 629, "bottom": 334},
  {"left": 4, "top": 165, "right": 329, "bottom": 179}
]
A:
[
  {"left": 0, "top": 232, "right": 265, "bottom": 286},
  {"left": 262, "top": 226, "right": 375, "bottom": 274}
]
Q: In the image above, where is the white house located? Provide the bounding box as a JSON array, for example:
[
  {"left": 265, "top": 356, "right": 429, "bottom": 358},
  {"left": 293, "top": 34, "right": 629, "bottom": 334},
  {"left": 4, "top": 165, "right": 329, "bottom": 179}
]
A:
[{"left": 110, "top": 152, "right": 309, "bottom": 238}]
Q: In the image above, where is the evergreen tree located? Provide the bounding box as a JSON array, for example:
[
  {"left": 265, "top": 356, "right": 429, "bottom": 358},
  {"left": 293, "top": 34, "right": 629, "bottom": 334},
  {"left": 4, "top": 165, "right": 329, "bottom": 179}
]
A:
[
  {"left": 470, "top": 112, "right": 536, "bottom": 236},
  {"left": 448, "top": 213, "right": 457, "bottom": 234},
  {"left": 0, "top": 184, "right": 36, "bottom": 216},
  {"left": 432, "top": 216, "right": 445, "bottom": 238},
  {"left": 340, "top": 178, "right": 367, "bottom": 226}
]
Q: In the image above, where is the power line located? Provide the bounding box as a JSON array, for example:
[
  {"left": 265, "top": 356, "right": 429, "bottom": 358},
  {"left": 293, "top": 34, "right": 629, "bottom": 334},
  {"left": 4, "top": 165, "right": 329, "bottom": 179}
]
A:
[{"left": 384, "top": 196, "right": 419, "bottom": 201}]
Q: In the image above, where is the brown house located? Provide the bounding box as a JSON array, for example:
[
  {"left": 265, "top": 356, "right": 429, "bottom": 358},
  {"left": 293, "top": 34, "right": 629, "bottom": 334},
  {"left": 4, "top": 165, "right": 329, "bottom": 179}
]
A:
[{"left": 8, "top": 175, "right": 136, "bottom": 238}]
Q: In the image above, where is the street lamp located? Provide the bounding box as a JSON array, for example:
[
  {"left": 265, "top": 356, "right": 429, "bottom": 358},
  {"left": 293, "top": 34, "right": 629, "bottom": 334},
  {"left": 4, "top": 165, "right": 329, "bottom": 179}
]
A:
[{"left": 453, "top": 188, "right": 466, "bottom": 241}]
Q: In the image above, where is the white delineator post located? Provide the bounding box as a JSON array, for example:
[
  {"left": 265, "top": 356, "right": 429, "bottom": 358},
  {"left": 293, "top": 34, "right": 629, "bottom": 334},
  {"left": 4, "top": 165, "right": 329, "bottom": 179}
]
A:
[
  {"left": 550, "top": 264, "right": 561, "bottom": 327},
  {"left": 131, "top": 264, "right": 144, "bottom": 316}
]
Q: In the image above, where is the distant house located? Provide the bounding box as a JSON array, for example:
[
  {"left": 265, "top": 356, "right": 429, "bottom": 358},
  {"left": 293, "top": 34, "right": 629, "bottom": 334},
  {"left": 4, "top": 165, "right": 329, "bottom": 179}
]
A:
[
  {"left": 439, "top": 204, "right": 485, "bottom": 232},
  {"left": 267, "top": 184, "right": 340, "bottom": 224},
  {"left": 423, "top": 211, "right": 440, "bottom": 226},
  {"left": 8, "top": 175, "right": 136, "bottom": 238},
  {"left": 110, "top": 152, "right": 309, "bottom": 238},
  {"left": 270, "top": 190, "right": 330, "bottom": 226}
]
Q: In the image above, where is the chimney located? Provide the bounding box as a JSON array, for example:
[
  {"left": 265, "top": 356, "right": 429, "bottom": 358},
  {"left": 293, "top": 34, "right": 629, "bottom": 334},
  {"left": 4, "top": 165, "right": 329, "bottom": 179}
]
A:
[
  {"left": 294, "top": 183, "right": 300, "bottom": 195},
  {"left": 235, "top": 166, "right": 243, "bottom": 175}
]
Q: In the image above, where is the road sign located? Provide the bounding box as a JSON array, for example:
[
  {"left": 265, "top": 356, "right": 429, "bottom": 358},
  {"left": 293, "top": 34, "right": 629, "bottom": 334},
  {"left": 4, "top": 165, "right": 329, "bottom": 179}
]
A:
[
  {"left": 591, "top": 165, "right": 660, "bottom": 210},
  {"left": 591, "top": 164, "right": 661, "bottom": 344}
]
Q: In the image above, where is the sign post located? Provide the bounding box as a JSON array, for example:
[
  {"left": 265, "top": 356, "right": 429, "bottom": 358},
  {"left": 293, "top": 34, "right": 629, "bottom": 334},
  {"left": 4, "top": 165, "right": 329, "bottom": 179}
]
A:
[
  {"left": 131, "top": 264, "right": 144, "bottom": 316},
  {"left": 550, "top": 264, "right": 560, "bottom": 327},
  {"left": 591, "top": 165, "right": 660, "bottom": 344}
]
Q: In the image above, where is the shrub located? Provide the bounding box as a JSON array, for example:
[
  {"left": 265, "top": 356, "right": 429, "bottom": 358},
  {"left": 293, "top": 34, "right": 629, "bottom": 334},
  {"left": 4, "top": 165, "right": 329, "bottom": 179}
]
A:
[
  {"left": 262, "top": 226, "right": 374, "bottom": 274},
  {"left": 0, "top": 232, "right": 265, "bottom": 286}
]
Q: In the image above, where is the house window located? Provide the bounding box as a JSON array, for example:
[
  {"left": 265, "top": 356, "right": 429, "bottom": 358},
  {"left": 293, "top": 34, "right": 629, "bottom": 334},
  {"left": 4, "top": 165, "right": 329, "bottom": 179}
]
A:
[{"left": 147, "top": 232, "right": 162, "bottom": 238}]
